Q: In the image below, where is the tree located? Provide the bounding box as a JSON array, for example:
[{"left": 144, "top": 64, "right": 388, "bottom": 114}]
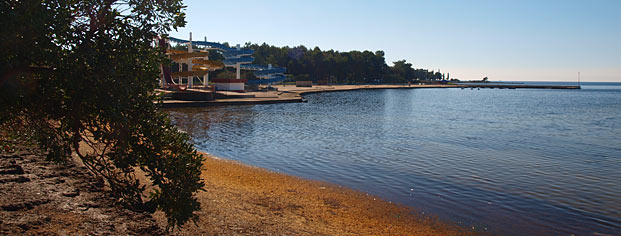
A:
[
  {"left": 390, "top": 60, "right": 415, "bottom": 82},
  {"left": 0, "top": 0, "right": 204, "bottom": 229},
  {"left": 244, "top": 41, "right": 449, "bottom": 84}
]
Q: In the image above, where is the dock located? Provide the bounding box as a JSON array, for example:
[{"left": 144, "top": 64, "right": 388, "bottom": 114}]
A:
[
  {"left": 455, "top": 84, "right": 581, "bottom": 89},
  {"left": 159, "top": 84, "right": 580, "bottom": 108}
]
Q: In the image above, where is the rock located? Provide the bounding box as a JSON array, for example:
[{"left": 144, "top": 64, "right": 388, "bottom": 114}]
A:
[
  {"left": 0, "top": 143, "right": 165, "bottom": 235},
  {"left": 0, "top": 154, "right": 21, "bottom": 159},
  {"left": 0, "top": 176, "right": 30, "bottom": 184},
  {"left": 62, "top": 189, "right": 80, "bottom": 197},
  {"left": 1, "top": 199, "right": 50, "bottom": 211},
  {"left": 0, "top": 165, "right": 24, "bottom": 175}
]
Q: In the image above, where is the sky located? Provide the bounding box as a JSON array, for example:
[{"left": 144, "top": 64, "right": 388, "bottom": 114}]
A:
[{"left": 170, "top": 0, "right": 621, "bottom": 82}]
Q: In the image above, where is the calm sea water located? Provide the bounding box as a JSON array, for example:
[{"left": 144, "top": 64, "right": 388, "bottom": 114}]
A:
[{"left": 167, "top": 82, "right": 621, "bottom": 235}]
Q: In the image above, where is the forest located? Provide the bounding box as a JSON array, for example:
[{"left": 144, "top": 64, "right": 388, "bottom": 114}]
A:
[{"left": 186, "top": 42, "right": 458, "bottom": 84}]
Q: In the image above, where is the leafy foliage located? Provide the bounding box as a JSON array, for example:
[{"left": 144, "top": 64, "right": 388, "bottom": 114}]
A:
[
  {"left": 1, "top": 0, "right": 204, "bottom": 229},
  {"left": 207, "top": 42, "right": 451, "bottom": 83}
]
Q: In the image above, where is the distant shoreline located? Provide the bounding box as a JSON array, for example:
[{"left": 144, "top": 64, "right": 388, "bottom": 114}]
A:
[{"left": 161, "top": 83, "right": 579, "bottom": 108}]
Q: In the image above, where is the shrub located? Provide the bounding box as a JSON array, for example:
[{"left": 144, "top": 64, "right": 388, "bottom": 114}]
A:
[{"left": 0, "top": 0, "right": 204, "bottom": 229}]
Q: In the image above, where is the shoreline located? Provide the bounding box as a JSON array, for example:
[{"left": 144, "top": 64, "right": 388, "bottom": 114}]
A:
[
  {"left": 161, "top": 83, "right": 580, "bottom": 108},
  {"left": 157, "top": 152, "right": 474, "bottom": 235},
  {"left": 157, "top": 83, "right": 580, "bottom": 234},
  {"left": 1, "top": 144, "right": 473, "bottom": 235}
]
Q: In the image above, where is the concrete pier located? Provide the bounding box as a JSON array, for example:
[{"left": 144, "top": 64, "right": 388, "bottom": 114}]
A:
[{"left": 159, "top": 84, "right": 580, "bottom": 108}]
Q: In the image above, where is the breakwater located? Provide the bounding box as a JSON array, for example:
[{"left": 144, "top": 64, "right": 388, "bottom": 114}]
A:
[{"left": 160, "top": 84, "right": 579, "bottom": 108}]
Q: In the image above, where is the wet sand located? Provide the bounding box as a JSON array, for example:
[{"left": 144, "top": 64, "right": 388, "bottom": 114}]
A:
[
  {"left": 2, "top": 124, "right": 474, "bottom": 235},
  {"left": 159, "top": 153, "right": 473, "bottom": 235},
  {"left": 1, "top": 146, "right": 472, "bottom": 235}
]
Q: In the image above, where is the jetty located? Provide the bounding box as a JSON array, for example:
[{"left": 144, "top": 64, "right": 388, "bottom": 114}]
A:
[
  {"left": 159, "top": 83, "right": 580, "bottom": 108},
  {"left": 456, "top": 84, "right": 581, "bottom": 89}
]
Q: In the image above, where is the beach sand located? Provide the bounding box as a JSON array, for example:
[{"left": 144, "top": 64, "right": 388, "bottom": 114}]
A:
[
  {"left": 1, "top": 144, "right": 473, "bottom": 235},
  {"left": 158, "top": 153, "right": 473, "bottom": 235}
]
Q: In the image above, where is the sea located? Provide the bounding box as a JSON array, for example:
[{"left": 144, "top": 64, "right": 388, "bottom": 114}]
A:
[{"left": 167, "top": 82, "right": 621, "bottom": 235}]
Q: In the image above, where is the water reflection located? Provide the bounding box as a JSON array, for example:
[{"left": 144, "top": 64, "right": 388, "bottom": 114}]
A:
[{"left": 167, "top": 86, "right": 621, "bottom": 235}]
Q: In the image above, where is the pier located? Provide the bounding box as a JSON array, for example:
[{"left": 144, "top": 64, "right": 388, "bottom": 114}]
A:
[
  {"left": 159, "top": 84, "right": 580, "bottom": 108},
  {"left": 456, "top": 84, "right": 581, "bottom": 89}
]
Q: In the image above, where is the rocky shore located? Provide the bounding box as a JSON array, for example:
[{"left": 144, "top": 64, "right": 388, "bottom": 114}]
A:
[{"left": 0, "top": 145, "right": 162, "bottom": 235}]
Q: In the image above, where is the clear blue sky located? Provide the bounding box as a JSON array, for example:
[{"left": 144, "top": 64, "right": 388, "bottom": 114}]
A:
[{"left": 171, "top": 0, "right": 621, "bottom": 82}]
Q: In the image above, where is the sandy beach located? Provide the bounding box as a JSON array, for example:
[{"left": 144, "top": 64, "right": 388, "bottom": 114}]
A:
[
  {"left": 157, "top": 153, "right": 473, "bottom": 235},
  {"left": 2, "top": 147, "right": 473, "bottom": 235}
]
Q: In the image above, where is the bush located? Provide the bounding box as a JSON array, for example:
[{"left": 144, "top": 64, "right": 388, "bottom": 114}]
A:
[{"left": 0, "top": 0, "right": 204, "bottom": 229}]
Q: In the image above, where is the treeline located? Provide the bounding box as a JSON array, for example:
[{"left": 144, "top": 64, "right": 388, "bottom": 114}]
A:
[
  {"left": 176, "top": 41, "right": 457, "bottom": 83},
  {"left": 243, "top": 43, "right": 455, "bottom": 84}
]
